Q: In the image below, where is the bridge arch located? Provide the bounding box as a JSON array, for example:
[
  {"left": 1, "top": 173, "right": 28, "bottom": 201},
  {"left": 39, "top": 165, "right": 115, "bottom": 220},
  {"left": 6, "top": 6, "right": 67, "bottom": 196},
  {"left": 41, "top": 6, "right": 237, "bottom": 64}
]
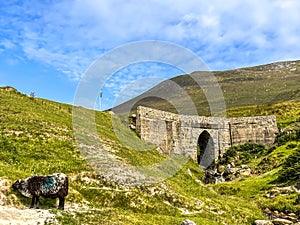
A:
[
  {"left": 197, "top": 130, "right": 215, "bottom": 169},
  {"left": 136, "top": 106, "right": 278, "bottom": 168}
]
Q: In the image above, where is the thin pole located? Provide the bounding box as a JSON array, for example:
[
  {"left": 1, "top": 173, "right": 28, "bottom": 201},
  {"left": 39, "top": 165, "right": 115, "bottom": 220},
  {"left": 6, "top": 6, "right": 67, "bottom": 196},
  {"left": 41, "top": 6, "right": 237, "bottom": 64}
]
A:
[{"left": 99, "top": 89, "right": 103, "bottom": 111}]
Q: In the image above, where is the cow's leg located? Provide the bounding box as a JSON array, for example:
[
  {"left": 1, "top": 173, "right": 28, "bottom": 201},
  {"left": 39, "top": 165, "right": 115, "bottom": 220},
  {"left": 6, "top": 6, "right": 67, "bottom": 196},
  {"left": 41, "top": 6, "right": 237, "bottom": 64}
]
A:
[
  {"left": 30, "top": 196, "right": 35, "bottom": 208},
  {"left": 58, "top": 197, "right": 65, "bottom": 210},
  {"left": 35, "top": 196, "right": 40, "bottom": 209}
]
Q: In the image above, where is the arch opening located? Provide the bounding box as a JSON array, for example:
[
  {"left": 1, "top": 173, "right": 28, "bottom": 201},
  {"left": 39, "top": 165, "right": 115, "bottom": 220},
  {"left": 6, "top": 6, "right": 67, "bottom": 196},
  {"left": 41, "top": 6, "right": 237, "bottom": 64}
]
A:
[{"left": 197, "top": 130, "right": 215, "bottom": 169}]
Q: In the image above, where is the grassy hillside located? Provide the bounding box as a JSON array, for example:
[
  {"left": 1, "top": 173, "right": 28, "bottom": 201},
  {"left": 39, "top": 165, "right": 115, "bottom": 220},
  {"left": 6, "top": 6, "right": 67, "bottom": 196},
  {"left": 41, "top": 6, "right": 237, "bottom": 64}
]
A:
[
  {"left": 0, "top": 86, "right": 299, "bottom": 224},
  {"left": 114, "top": 60, "right": 300, "bottom": 116}
]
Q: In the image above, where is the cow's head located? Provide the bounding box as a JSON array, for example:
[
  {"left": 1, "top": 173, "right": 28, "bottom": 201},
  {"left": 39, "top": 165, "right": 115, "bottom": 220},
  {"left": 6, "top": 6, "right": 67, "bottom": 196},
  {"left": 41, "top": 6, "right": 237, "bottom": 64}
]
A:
[
  {"left": 12, "top": 179, "right": 32, "bottom": 198},
  {"left": 12, "top": 180, "right": 22, "bottom": 190},
  {"left": 12, "top": 179, "right": 27, "bottom": 191}
]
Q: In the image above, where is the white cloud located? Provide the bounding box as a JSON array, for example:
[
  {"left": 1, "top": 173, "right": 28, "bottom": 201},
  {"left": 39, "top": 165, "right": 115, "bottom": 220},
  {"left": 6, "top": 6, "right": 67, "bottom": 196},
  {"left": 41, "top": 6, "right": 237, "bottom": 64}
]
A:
[
  {"left": 101, "top": 61, "right": 183, "bottom": 107},
  {"left": 0, "top": 39, "right": 16, "bottom": 49},
  {"left": 1, "top": 0, "right": 300, "bottom": 84}
]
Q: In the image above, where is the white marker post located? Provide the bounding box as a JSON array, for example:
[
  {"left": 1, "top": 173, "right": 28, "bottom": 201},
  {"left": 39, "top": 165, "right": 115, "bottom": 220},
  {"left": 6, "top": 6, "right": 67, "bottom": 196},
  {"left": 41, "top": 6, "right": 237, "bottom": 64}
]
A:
[{"left": 99, "top": 89, "right": 103, "bottom": 111}]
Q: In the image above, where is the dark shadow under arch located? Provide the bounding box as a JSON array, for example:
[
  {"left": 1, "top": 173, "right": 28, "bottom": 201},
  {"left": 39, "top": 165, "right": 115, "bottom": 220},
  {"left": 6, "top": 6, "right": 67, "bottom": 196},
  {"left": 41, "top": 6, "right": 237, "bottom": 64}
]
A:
[{"left": 197, "top": 130, "right": 215, "bottom": 168}]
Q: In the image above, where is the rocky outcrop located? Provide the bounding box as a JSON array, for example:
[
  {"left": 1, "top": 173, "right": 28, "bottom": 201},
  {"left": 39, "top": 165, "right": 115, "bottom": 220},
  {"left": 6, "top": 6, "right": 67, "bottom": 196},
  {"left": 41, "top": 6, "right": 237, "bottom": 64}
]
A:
[
  {"left": 204, "top": 164, "right": 252, "bottom": 184},
  {"left": 254, "top": 218, "right": 298, "bottom": 225},
  {"left": 254, "top": 208, "right": 300, "bottom": 225}
]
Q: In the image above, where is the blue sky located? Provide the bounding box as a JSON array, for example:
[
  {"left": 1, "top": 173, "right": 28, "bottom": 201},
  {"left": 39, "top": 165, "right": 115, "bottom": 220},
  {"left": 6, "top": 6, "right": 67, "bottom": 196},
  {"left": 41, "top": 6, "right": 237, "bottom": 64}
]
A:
[{"left": 1, "top": 0, "right": 300, "bottom": 110}]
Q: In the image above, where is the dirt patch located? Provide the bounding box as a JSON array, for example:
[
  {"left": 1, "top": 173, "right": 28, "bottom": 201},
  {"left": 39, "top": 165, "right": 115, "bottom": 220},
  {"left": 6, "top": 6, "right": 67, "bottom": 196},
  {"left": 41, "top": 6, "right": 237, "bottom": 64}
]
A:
[{"left": 0, "top": 206, "right": 57, "bottom": 225}]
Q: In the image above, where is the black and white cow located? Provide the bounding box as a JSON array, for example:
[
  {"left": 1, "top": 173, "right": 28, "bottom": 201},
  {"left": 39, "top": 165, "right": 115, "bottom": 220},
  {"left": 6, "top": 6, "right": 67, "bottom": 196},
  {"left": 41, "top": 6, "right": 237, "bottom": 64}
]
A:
[{"left": 12, "top": 173, "right": 68, "bottom": 210}]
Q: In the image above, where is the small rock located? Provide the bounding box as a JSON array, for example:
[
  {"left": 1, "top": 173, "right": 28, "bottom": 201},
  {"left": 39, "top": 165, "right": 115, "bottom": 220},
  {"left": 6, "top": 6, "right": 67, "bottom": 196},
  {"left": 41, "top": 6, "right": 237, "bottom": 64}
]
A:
[
  {"left": 239, "top": 168, "right": 252, "bottom": 177},
  {"left": 254, "top": 220, "right": 274, "bottom": 225},
  {"left": 215, "top": 176, "right": 225, "bottom": 184},
  {"left": 181, "top": 219, "right": 196, "bottom": 225},
  {"left": 279, "top": 212, "right": 289, "bottom": 219},
  {"left": 187, "top": 168, "right": 193, "bottom": 177},
  {"left": 274, "top": 211, "right": 280, "bottom": 217},
  {"left": 272, "top": 218, "right": 293, "bottom": 225},
  {"left": 130, "top": 124, "right": 136, "bottom": 129},
  {"left": 288, "top": 212, "right": 296, "bottom": 217},
  {"left": 264, "top": 208, "right": 272, "bottom": 214}
]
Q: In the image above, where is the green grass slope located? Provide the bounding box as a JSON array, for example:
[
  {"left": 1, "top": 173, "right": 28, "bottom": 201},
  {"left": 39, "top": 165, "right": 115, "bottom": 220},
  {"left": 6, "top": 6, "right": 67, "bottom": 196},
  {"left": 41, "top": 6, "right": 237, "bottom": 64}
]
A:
[{"left": 0, "top": 86, "right": 299, "bottom": 224}]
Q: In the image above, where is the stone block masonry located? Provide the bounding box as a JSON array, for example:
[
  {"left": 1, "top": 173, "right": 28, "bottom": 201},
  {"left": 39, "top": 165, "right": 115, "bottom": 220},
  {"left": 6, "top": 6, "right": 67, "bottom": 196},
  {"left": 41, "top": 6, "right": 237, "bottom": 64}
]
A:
[{"left": 136, "top": 106, "right": 278, "bottom": 168}]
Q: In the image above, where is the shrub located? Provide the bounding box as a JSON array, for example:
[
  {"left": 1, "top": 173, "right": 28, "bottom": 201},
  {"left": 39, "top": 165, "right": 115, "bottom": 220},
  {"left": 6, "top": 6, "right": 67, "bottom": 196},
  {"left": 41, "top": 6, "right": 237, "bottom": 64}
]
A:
[
  {"left": 277, "top": 146, "right": 300, "bottom": 183},
  {"left": 218, "top": 186, "right": 241, "bottom": 195},
  {"left": 219, "top": 142, "right": 266, "bottom": 166},
  {"left": 219, "top": 146, "right": 237, "bottom": 165},
  {"left": 276, "top": 128, "right": 300, "bottom": 146},
  {"left": 286, "top": 143, "right": 297, "bottom": 149}
]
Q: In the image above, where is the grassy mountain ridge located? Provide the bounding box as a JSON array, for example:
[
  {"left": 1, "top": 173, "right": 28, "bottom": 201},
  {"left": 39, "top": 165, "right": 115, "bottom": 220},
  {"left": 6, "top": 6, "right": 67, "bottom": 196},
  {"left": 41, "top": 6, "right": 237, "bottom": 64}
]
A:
[
  {"left": 113, "top": 59, "right": 300, "bottom": 116},
  {"left": 0, "top": 85, "right": 299, "bottom": 224}
]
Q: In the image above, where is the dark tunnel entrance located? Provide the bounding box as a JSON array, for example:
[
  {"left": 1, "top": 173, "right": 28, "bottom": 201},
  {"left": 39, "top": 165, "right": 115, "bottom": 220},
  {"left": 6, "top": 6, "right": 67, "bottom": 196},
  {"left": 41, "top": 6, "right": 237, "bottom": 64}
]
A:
[{"left": 197, "top": 130, "right": 214, "bottom": 169}]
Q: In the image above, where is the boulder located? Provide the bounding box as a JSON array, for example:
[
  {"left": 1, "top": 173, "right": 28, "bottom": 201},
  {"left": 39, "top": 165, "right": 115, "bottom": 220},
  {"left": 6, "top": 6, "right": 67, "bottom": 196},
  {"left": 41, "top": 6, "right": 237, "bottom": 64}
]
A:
[
  {"left": 254, "top": 220, "right": 274, "bottom": 225},
  {"left": 272, "top": 218, "right": 293, "bottom": 225},
  {"left": 181, "top": 219, "right": 196, "bottom": 225}
]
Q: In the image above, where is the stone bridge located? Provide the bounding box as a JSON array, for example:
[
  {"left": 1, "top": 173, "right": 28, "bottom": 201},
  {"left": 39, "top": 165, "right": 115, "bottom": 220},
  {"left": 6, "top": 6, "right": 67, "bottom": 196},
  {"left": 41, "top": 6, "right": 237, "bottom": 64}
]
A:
[{"left": 136, "top": 106, "right": 278, "bottom": 168}]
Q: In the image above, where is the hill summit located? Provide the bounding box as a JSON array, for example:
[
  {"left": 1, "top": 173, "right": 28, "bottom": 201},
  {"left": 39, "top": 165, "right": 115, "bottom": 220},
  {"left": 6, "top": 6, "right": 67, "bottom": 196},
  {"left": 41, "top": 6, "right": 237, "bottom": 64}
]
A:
[{"left": 113, "top": 60, "right": 300, "bottom": 116}]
